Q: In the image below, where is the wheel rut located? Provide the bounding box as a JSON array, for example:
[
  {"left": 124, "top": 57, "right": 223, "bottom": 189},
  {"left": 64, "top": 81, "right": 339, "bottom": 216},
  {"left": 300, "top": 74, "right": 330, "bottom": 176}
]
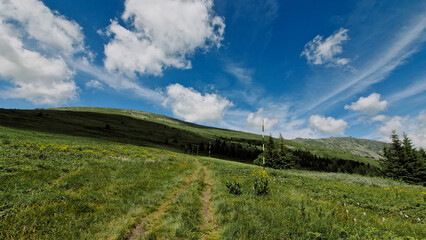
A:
[
  {"left": 200, "top": 166, "right": 219, "bottom": 240},
  {"left": 125, "top": 163, "right": 201, "bottom": 240}
]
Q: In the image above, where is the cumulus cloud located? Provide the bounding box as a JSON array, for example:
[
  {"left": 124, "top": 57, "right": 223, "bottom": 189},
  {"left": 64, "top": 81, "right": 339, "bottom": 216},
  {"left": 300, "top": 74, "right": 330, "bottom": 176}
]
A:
[
  {"left": 345, "top": 93, "right": 388, "bottom": 116},
  {"left": 104, "top": 0, "right": 225, "bottom": 77},
  {"left": 246, "top": 108, "right": 279, "bottom": 131},
  {"left": 301, "top": 28, "right": 350, "bottom": 66},
  {"left": 85, "top": 80, "right": 104, "bottom": 90},
  {"left": 0, "top": 0, "right": 85, "bottom": 105},
  {"left": 163, "top": 83, "right": 233, "bottom": 123},
  {"left": 373, "top": 111, "right": 426, "bottom": 148},
  {"left": 309, "top": 115, "right": 348, "bottom": 135}
]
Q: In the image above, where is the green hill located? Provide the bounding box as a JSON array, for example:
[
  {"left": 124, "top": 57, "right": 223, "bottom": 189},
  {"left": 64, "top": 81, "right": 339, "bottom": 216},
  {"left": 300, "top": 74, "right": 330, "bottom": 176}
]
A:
[
  {"left": 293, "top": 137, "right": 388, "bottom": 160},
  {"left": 0, "top": 107, "right": 378, "bottom": 166}
]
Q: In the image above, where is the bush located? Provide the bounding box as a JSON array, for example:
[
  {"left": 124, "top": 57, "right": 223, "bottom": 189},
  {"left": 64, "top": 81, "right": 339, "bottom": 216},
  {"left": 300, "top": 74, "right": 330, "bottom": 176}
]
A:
[
  {"left": 252, "top": 168, "right": 269, "bottom": 196},
  {"left": 226, "top": 181, "right": 242, "bottom": 195}
]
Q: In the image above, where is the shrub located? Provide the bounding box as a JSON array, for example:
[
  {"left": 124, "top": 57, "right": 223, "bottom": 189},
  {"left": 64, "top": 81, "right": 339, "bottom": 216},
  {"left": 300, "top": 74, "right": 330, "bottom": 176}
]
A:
[
  {"left": 252, "top": 168, "right": 269, "bottom": 196},
  {"left": 226, "top": 181, "right": 242, "bottom": 195}
]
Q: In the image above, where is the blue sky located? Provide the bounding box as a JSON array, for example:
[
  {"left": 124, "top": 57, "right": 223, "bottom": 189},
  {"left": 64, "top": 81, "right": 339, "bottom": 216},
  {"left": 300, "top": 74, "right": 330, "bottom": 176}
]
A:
[{"left": 0, "top": 0, "right": 425, "bottom": 147}]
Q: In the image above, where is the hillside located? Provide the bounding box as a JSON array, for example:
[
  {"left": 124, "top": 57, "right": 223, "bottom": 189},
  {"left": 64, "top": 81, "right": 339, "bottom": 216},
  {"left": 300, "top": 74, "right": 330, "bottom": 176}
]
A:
[
  {"left": 293, "top": 137, "right": 387, "bottom": 160},
  {"left": 0, "top": 125, "right": 424, "bottom": 239},
  {"left": 0, "top": 107, "right": 378, "bottom": 166}
]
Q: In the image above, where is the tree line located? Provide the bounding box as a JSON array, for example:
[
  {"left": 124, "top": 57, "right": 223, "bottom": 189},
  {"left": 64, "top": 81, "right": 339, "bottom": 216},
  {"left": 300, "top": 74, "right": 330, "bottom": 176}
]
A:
[
  {"left": 254, "top": 134, "right": 379, "bottom": 176},
  {"left": 183, "top": 137, "right": 262, "bottom": 163}
]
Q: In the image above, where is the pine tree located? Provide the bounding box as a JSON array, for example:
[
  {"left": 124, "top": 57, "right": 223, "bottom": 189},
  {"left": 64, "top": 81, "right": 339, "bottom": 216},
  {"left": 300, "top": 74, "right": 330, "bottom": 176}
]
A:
[
  {"left": 278, "top": 133, "right": 295, "bottom": 169},
  {"left": 264, "top": 134, "right": 278, "bottom": 167},
  {"left": 381, "top": 131, "right": 404, "bottom": 179}
]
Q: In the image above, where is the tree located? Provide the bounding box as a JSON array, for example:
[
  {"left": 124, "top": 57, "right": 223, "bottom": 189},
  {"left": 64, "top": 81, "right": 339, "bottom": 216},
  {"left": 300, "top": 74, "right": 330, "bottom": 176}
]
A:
[
  {"left": 264, "top": 134, "right": 279, "bottom": 167},
  {"left": 381, "top": 131, "right": 404, "bottom": 179},
  {"left": 381, "top": 131, "right": 426, "bottom": 185},
  {"left": 277, "top": 133, "right": 295, "bottom": 169}
]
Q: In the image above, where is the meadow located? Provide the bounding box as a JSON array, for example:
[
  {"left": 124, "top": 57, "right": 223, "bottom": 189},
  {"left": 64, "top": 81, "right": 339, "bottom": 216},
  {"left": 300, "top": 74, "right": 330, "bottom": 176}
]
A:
[
  {"left": 201, "top": 157, "right": 425, "bottom": 239},
  {"left": 0, "top": 112, "right": 425, "bottom": 239},
  {"left": 0, "top": 126, "right": 198, "bottom": 239}
]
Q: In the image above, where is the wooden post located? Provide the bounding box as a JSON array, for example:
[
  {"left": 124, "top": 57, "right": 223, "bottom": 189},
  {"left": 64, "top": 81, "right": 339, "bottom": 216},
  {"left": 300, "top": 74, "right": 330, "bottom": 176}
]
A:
[{"left": 262, "top": 119, "right": 265, "bottom": 167}]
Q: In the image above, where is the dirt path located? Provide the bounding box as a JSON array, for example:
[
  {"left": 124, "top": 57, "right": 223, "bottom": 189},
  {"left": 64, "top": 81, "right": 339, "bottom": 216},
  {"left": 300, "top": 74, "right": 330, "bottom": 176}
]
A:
[
  {"left": 200, "top": 166, "right": 219, "bottom": 240},
  {"left": 125, "top": 163, "right": 201, "bottom": 240}
]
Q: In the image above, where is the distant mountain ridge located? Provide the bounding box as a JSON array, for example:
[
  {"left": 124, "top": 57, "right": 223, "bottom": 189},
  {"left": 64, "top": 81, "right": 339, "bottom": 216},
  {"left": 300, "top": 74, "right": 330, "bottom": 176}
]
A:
[{"left": 293, "top": 137, "right": 387, "bottom": 160}]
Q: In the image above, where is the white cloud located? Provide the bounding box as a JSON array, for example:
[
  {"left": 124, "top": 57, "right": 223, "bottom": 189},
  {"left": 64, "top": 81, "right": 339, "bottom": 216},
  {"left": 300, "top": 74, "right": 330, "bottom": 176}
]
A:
[
  {"left": 412, "top": 111, "right": 426, "bottom": 148},
  {"left": 246, "top": 108, "right": 279, "bottom": 131},
  {"left": 103, "top": 0, "right": 225, "bottom": 77},
  {"left": 309, "top": 115, "right": 348, "bottom": 135},
  {"left": 0, "top": 0, "right": 85, "bottom": 105},
  {"left": 376, "top": 115, "right": 408, "bottom": 138},
  {"left": 371, "top": 114, "right": 388, "bottom": 122},
  {"left": 372, "top": 111, "right": 426, "bottom": 148},
  {"left": 344, "top": 93, "right": 388, "bottom": 116},
  {"left": 163, "top": 83, "right": 233, "bottom": 123},
  {"left": 301, "top": 28, "right": 350, "bottom": 66},
  {"left": 85, "top": 80, "right": 104, "bottom": 90}
]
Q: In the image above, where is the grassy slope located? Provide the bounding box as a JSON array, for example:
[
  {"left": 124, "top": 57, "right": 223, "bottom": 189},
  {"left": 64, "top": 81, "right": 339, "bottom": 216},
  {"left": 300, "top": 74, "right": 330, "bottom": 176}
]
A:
[
  {"left": 201, "top": 157, "right": 425, "bottom": 239},
  {"left": 293, "top": 137, "right": 387, "bottom": 160},
  {"left": 0, "top": 107, "right": 378, "bottom": 166},
  {"left": 0, "top": 126, "right": 197, "bottom": 239},
  {"left": 0, "top": 126, "right": 425, "bottom": 239}
]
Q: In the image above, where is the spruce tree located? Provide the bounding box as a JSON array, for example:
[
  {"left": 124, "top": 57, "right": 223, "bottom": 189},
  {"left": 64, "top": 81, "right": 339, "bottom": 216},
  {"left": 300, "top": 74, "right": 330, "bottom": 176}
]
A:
[
  {"left": 278, "top": 133, "right": 295, "bottom": 169},
  {"left": 264, "top": 134, "right": 278, "bottom": 167}
]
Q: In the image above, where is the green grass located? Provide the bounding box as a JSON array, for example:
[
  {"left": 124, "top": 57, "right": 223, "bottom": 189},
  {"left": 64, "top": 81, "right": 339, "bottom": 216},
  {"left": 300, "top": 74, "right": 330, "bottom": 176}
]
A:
[
  {"left": 0, "top": 126, "right": 197, "bottom": 239},
  {"left": 200, "top": 157, "right": 425, "bottom": 239},
  {"left": 146, "top": 169, "right": 206, "bottom": 239}
]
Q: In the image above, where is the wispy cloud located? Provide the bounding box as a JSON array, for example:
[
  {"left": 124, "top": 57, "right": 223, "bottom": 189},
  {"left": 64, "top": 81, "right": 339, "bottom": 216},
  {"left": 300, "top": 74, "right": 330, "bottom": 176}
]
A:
[
  {"left": 225, "top": 64, "right": 253, "bottom": 85},
  {"left": 73, "top": 60, "right": 165, "bottom": 103},
  {"left": 387, "top": 77, "right": 426, "bottom": 103},
  {"left": 300, "top": 12, "right": 426, "bottom": 115}
]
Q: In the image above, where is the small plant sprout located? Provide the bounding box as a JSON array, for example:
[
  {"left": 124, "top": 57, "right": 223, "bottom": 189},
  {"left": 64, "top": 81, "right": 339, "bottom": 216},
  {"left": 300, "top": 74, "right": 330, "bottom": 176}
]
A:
[
  {"left": 404, "top": 214, "right": 409, "bottom": 218},
  {"left": 344, "top": 203, "right": 346, "bottom": 206},
  {"left": 382, "top": 217, "right": 386, "bottom": 222},
  {"left": 346, "top": 209, "right": 349, "bottom": 214},
  {"left": 400, "top": 212, "right": 403, "bottom": 216},
  {"left": 363, "top": 212, "right": 366, "bottom": 216},
  {"left": 417, "top": 218, "right": 421, "bottom": 222},
  {"left": 353, "top": 218, "right": 356, "bottom": 222},
  {"left": 357, "top": 202, "right": 360, "bottom": 206}
]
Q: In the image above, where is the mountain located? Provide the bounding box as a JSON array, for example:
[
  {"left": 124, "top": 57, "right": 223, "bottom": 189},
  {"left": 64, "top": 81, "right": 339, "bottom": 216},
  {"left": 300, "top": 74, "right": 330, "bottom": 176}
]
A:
[{"left": 293, "top": 137, "right": 387, "bottom": 160}]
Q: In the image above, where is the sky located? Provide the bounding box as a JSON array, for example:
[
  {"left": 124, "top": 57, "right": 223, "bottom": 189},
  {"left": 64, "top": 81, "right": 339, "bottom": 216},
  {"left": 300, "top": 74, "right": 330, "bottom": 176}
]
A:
[{"left": 0, "top": 0, "right": 425, "bottom": 148}]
